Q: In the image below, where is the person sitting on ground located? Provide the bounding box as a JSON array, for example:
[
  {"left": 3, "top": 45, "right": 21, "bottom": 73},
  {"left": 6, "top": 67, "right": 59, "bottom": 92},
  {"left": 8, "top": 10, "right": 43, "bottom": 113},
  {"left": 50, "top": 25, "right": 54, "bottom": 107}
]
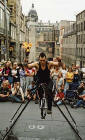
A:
[
  {"left": 25, "top": 81, "right": 37, "bottom": 101},
  {"left": 10, "top": 82, "right": 24, "bottom": 103},
  {"left": 77, "top": 82, "right": 85, "bottom": 95},
  {"left": 72, "top": 92, "right": 85, "bottom": 108},
  {"left": 54, "top": 88, "right": 64, "bottom": 105},
  {"left": 0, "top": 80, "right": 11, "bottom": 101}
]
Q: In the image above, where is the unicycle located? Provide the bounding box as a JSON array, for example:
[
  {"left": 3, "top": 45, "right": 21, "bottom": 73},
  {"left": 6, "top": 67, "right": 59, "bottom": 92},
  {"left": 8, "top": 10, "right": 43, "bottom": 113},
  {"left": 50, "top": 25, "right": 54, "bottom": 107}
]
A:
[
  {"left": 40, "top": 96, "right": 47, "bottom": 119},
  {"left": 39, "top": 83, "right": 47, "bottom": 119}
]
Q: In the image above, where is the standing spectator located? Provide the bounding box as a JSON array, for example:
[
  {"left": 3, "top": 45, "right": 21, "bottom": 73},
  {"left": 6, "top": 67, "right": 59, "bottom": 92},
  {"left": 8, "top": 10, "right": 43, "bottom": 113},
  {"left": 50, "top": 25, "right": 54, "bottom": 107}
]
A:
[
  {"left": 25, "top": 64, "right": 35, "bottom": 90},
  {"left": 19, "top": 64, "right": 26, "bottom": 93},
  {"left": 56, "top": 72, "right": 64, "bottom": 92},
  {"left": 2, "top": 61, "right": 12, "bottom": 81},
  {"left": 60, "top": 63, "right": 67, "bottom": 84},
  {"left": 51, "top": 66, "right": 60, "bottom": 91},
  {"left": 11, "top": 62, "right": 20, "bottom": 85},
  {"left": 0, "top": 63, "right": 3, "bottom": 87},
  {"left": 72, "top": 63, "right": 76, "bottom": 72},
  {"left": 64, "top": 67, "right": 74, "bottom": 95}
]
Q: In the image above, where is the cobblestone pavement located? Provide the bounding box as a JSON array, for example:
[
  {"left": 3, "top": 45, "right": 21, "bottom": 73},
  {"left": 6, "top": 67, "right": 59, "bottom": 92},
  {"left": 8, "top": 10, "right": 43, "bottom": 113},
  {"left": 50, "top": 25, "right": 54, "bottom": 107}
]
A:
[{"left": 0, "top": 101, "right": 85, "bottom": 140}]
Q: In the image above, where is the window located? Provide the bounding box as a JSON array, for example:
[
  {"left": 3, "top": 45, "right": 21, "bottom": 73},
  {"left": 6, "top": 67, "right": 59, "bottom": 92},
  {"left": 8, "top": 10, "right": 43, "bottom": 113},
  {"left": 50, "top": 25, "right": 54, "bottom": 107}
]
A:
[
  {"left": 81, "top": 22, "right": 83, "bottom": 31},
  {"left": 0, "top": 8, "right": 4, "bottom": 29},
  {"left": 84, "top": 21, "right": 85, "bottom": 30}
]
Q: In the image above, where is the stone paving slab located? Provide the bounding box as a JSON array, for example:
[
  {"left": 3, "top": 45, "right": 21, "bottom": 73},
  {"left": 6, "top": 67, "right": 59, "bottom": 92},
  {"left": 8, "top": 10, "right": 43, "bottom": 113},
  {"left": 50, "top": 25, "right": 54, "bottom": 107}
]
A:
[{"left": 0, "top": 101, "right": 85, "bottom": 140}]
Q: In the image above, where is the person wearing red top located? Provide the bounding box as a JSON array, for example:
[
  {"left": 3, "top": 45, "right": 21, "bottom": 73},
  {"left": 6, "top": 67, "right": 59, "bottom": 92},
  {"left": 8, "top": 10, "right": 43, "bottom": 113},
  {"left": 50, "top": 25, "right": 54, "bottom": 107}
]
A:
[
  {"left": 0, "top": 64, "right": 3, "bottom": 87},
  {"left": 24, "top": 64, "right": 35, "bottom": 91},
  {"left": 54, "top": 88, "right": 64, "bottom": 105}
]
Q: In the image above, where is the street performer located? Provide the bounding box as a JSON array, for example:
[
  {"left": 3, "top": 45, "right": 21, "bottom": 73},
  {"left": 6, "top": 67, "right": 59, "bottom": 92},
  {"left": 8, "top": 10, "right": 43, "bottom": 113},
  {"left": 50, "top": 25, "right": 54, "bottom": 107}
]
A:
[{"left": 28, "top": 52, "right": 62, "bottom": 114}]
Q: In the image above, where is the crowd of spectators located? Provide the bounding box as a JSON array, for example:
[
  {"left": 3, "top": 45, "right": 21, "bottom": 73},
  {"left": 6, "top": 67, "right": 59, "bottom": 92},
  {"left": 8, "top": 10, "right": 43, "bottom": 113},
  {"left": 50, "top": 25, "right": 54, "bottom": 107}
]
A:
[
  {"left": 0, "top": 59, "right": 85, "bottom": 109},
  {"left": 0, "top": 61, "right": 36, "bottom": 103}
]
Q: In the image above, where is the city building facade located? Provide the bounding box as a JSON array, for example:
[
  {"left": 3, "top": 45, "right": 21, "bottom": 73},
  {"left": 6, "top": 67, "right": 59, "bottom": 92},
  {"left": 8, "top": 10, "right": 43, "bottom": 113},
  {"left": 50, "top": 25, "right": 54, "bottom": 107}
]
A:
[
  {"left": 7, "top": 0, "right": 29, "bottom": 62},
  {"left": 0, "top": 0, "right": 10, "bottom": 61},
  {"left": 63, "top": 22, "right": 76, "bottom": 66},
  {"left": 76, "top": 10, "right": 85, "bottom": 67},
  {"left": 27, "top": 4, "right": 59, "bottom": 62},
  {"left": 59, "top": 20, "right": 72, "bottom": 59}
]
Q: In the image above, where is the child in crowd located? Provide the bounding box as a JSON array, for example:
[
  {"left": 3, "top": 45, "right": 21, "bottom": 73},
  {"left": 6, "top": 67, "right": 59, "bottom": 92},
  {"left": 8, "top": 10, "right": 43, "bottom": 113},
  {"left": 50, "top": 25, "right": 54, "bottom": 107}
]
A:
[
  {"left": 54, "top": 88, "right": 64, "bottom": 105},
  {"left": 25, "top": 81, "right": 37, "bottom": 101}
]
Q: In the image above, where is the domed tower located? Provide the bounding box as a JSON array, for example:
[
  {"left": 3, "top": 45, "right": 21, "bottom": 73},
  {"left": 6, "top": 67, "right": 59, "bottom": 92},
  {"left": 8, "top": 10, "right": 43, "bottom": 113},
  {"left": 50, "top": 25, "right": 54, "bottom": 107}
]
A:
[{"left": 28, "top": 4, "right": 38, "bottom": 22}]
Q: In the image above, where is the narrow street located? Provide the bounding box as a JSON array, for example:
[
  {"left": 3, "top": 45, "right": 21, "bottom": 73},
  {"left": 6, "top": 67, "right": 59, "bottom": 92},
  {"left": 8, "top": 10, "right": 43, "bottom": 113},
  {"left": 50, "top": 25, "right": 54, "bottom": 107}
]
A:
[{"left": 0, "top": 101, "right": 85, "bottom": 140}]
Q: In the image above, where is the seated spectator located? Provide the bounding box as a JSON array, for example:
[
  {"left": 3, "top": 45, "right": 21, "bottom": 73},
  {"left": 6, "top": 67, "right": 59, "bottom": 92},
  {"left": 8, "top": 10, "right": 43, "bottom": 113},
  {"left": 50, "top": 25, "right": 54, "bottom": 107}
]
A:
[
  {"left": 25, "top": 81, "right": 37, "bottom": 101},
  {"left": 0, "top": 80, "right": 11, "bottom": 101},
  {"left": 72, "top": 93, "right": 85, "bottom": 108},
  {"left": 25, "top": 89, "right": 31, "bottom": 100},
  {"left": 10, "top": 82, "right": 24, "bottom": 103},
  {"left": 6, "top": 80, "right": 11, "bottom": 89},
  {"left": 77, "top": 82, "right": 85, "bottom": 95},
  {"left": 54, "top": 88, "right": 64, "bottom": 105}
]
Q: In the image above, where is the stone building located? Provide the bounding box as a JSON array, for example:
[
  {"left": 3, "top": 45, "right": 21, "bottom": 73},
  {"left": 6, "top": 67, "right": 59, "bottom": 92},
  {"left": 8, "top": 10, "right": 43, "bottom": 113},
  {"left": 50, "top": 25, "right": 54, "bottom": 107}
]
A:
[
  {"left": 76, "top": 10, "right": 85, "bottom": 67},
  {"left": 26, "top": 4, "right": 38, "bottom": 62},
  {"left": 27, "top": 4, "right": 59, "bottom": 62},
  {"left": 35, "top": 21, "right": 56, "bottom": 60},
  {"left": 63, "top": 22, "right": 76, "bottom": 66},
  {"left": 59, "top": 20, "right": 72, "bottom": 59},
  {"left": 0, "top": 0, "right": 10, "bottom": 61},
  {"left": 7, "top": 0, "right": 29, "bottom": 62}
]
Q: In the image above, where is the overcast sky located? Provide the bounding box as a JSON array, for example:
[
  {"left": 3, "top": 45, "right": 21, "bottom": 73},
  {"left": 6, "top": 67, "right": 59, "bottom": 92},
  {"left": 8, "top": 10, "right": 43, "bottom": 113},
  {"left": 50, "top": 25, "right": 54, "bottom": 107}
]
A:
[{"left": 21, "top": 0, "right": 85, "bottom": 23}]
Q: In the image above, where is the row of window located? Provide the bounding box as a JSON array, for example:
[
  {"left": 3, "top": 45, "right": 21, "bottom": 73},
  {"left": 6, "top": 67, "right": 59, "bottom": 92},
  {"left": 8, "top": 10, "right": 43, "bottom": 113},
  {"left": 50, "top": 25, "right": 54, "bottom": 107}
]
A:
[
  {"left": 76, "top": 11, "right": 85, "bottom": 21},
  {"left": 63, "top": 36, "right": 76, "bottom": 44},
  {"left": 62, "top": 48, "right": 76, "bottom": 56},
  {"left": 0, "top": 7, "right": 4, "bottom": 29},
  {"left": 63, "top": 34, "right": 85, "bottom": 44},
  {"left": 36, "top": 27, "right": 53, "bottom": 33},
  {"left": 62, "top": 47, "right": 85, "bottom": 59},
  {"left": 0, "top": 3, "right": 10, "bottom": 32},
  {"left": 77, "top": 21, "right": 85, "bottom": 32},
  {"left": 77, "top": 34, "right": 85, "bottom": 44},
  {"left": 77, "top": 48, "right": 85, "bottom": 57}
]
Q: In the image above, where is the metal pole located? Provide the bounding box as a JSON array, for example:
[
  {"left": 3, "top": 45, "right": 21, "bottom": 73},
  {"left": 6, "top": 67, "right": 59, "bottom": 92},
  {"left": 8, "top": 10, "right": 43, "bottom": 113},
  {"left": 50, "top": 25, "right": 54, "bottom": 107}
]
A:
[
  {"left": 4, "top": 0, "right": 9, "bottom": 60},
  {"left": 2, "top": 100, "right": 30, "bottom": 140},
  {"left": 56, "top": 104, "right": 83, "bottom": 140}
]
